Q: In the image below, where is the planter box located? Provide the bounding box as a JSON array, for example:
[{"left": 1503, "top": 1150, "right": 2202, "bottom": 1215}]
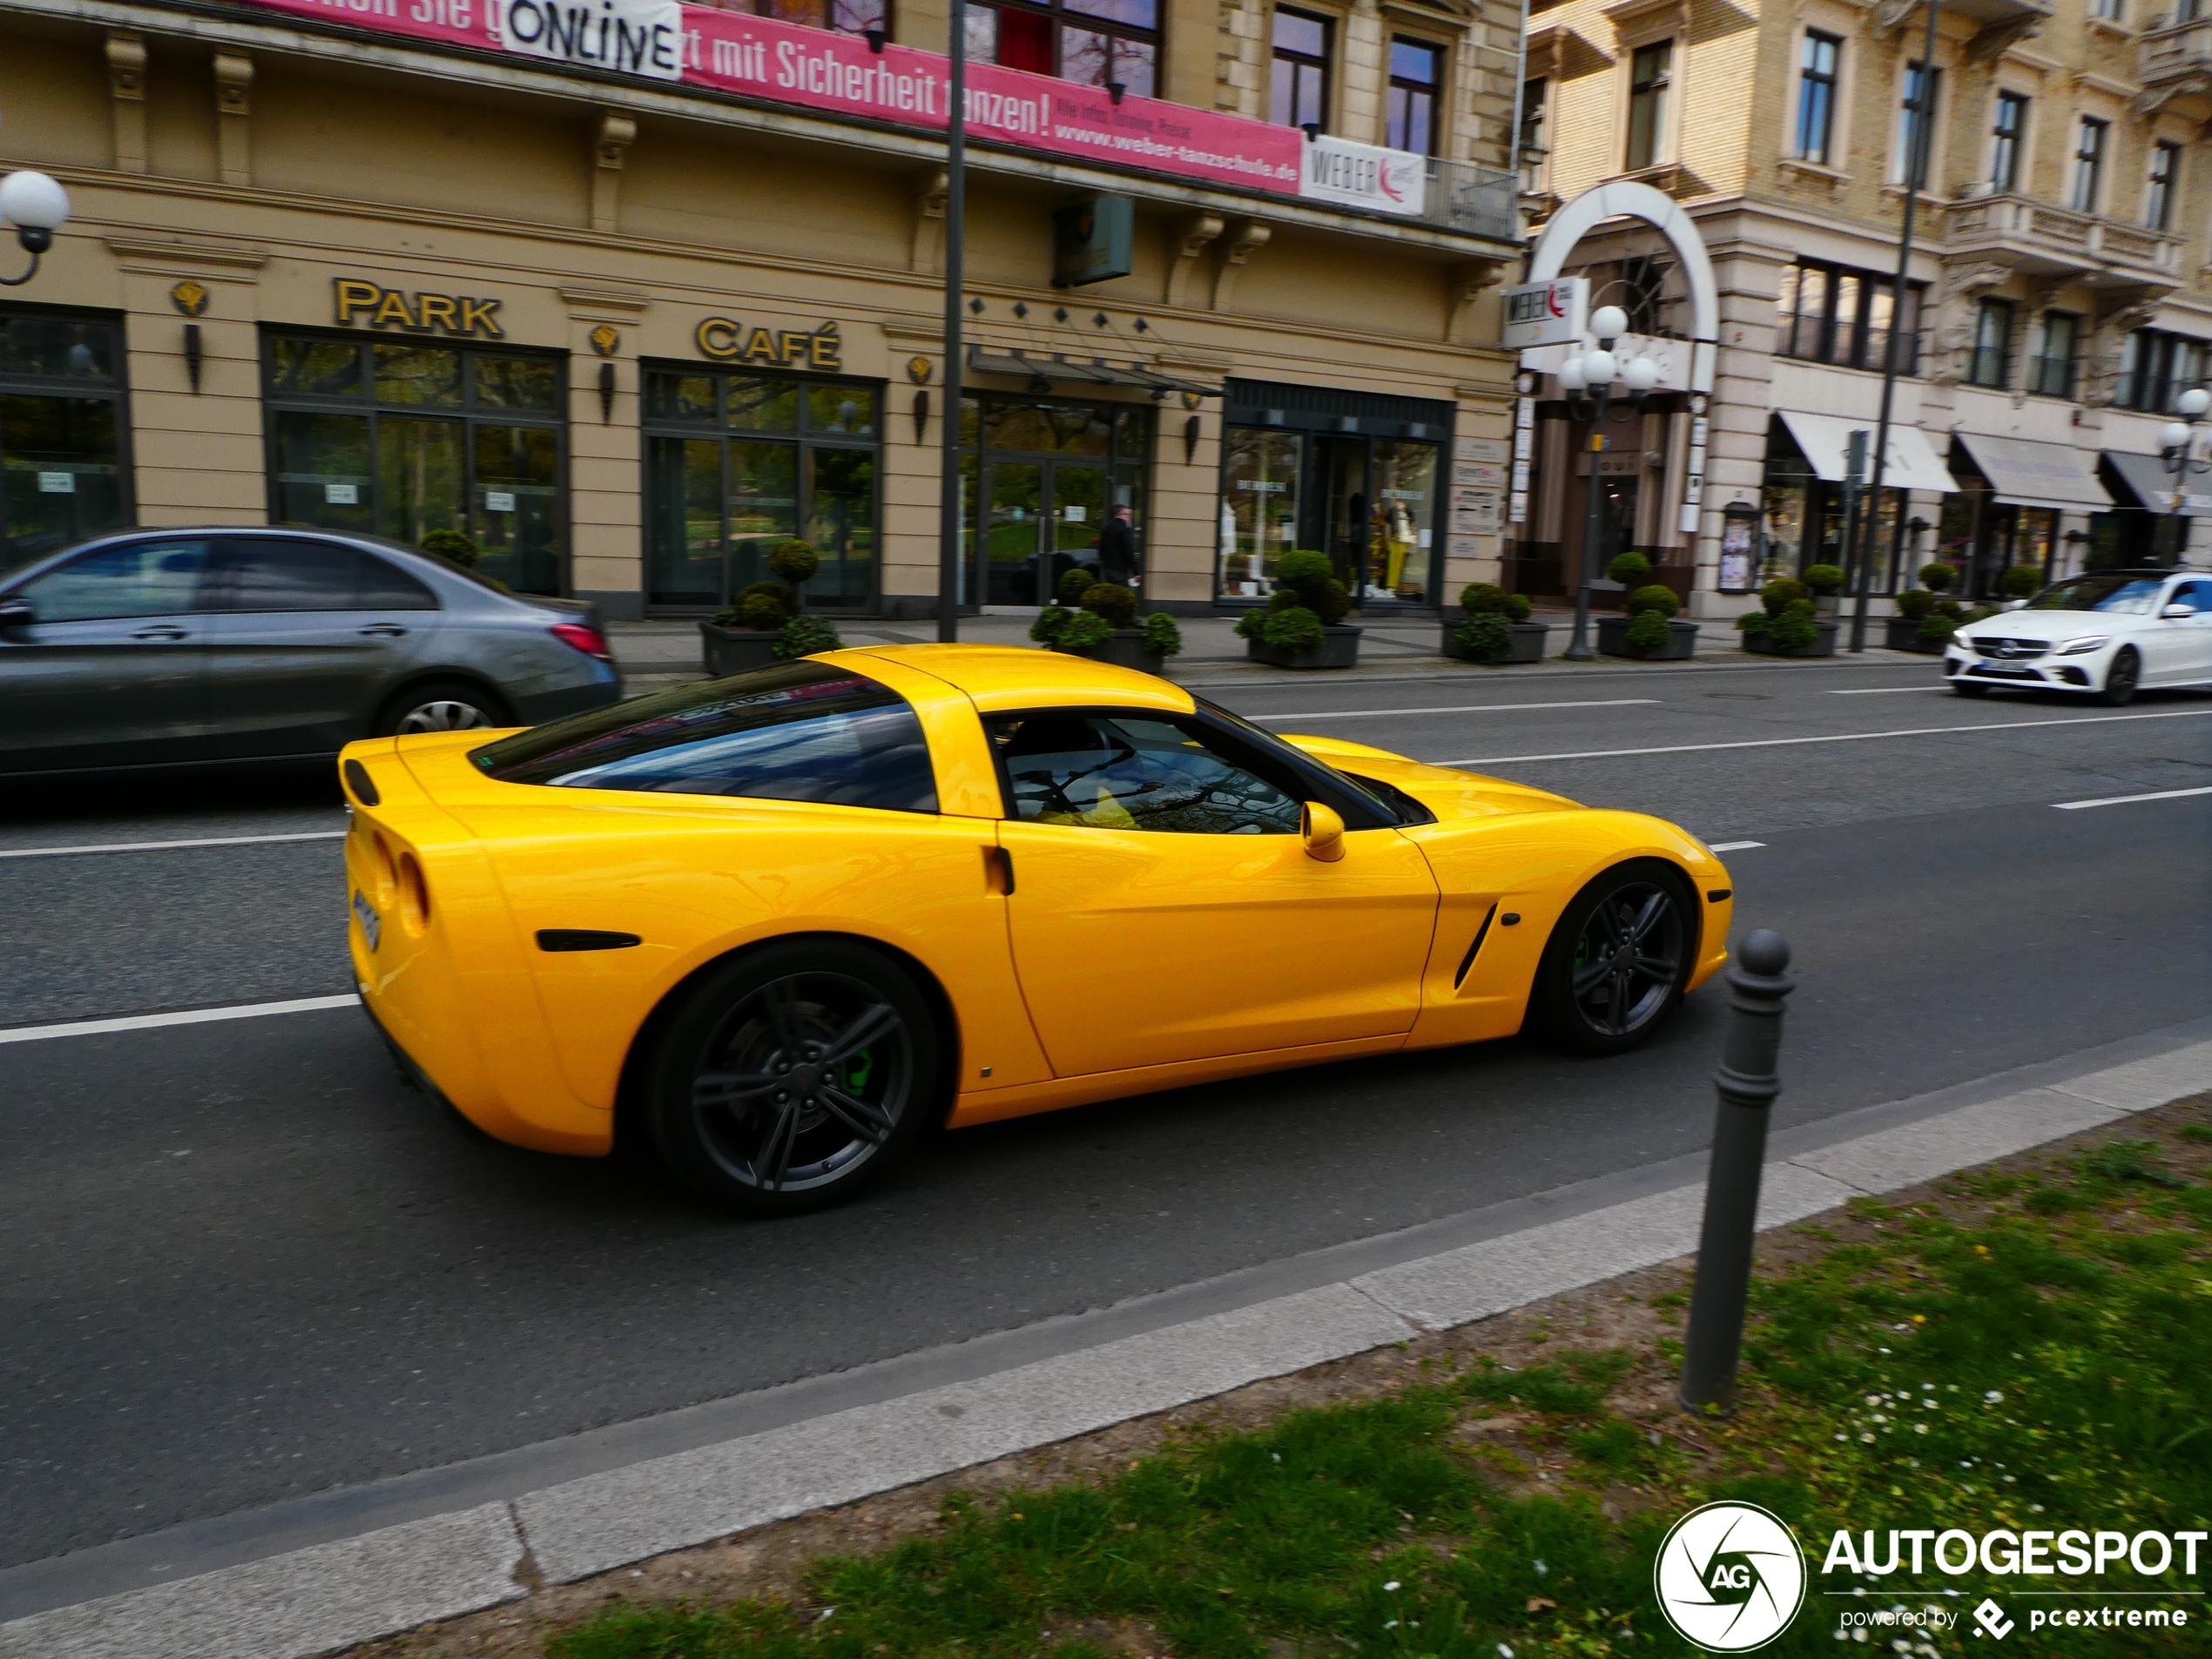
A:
[
  {"left": 1247, "top": 624, "right": 1361, "bottom": 670},
  {"left": 1596, "top": 617, "right": 1699, "bottom": 660},
  {"left": 1741, "top": 618, "right": 1840, "bottom": 658},
  {"left": 1439, "top": 620, "right": 1550, "bottom": 664},
  {"left": 1056, "top": 628, "right": 1163, "bottom": 674},
  {"left": 700, "top": 622, "right": 784, "bottom": 677},
  {"left": 1885, "top": 616, "right": 1946, "bottom": 654}
]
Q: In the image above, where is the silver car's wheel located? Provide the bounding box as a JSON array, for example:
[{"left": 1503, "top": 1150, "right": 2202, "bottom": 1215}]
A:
[
  {"left": 396, "top": 698, "right": 494, "bottom": 733},
  {"left": 374, "top": 679, "right": 510, "bottom": 738}
]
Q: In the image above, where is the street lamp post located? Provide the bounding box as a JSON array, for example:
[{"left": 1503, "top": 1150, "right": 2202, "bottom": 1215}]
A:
[
  {"left": 1558, "top": 305, "right": 1661, "bottom": 661},
  {"left": 2157, "top": 386, "right": 2210, "bottom": 564},
  {"left": 934, "top": 15, "right": 969, "bottom": 643},
  {"left": 0, "top": 169, "right": 71, "bottom": 287}
]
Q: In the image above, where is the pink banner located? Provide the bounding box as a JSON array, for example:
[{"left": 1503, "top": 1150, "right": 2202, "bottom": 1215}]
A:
[{"left": 236, "top": 0, "right": 1305, "bottom": 197}]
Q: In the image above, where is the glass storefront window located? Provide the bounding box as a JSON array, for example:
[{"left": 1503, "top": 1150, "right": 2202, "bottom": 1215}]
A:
[
  {"left": 1222, "top": 428, "right": 1301, "bottom": 597},
  {"left": 2, "top": 309, "right": 132, "bottom": 572},
  {"left": 1216, "top": 423, "right": 1442, "bottom": 606},
  {"left": 1369, "top": 440, "right": 1437, "bottom": 603},
  {"left": 263, "top": 333, "right": 565, "bottom": 594},
  {"left": 644, "top": 365, "right": 882, "bottom": 610},
  {"left": 960, "top": 395, "right": 1150, "bottom": 607}
]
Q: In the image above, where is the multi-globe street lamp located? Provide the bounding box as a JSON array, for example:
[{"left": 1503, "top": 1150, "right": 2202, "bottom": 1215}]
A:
[
  {"left": 2156, "top": 385, "right": 2210, "bottom": 562},
  {"left": 0, "top": 168, "right": 71, "bottom": 287},
  {"left": 1555, "top": 304, "right": 1661, "bottom": 661}
]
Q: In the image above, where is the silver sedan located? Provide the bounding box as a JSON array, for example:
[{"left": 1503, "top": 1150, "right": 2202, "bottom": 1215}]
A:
[{"left": 0, "top": 528, "right": 622, "bottom": 776}]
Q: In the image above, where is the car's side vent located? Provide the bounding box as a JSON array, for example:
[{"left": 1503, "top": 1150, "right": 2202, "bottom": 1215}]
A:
[
  {"left": 342, "top": 759, "right": 381, "bottom": 807},
  {"left": 1453, "top": 904, "right": 1498, "bottom": 989},
  {"left": 536, "top": 929, "right": 643, "bottom": 952}
]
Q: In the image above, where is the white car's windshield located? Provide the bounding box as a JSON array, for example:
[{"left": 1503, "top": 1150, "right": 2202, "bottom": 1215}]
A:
[{"left": 2026, "top": 575, "right": 2165, "bottom": 615}]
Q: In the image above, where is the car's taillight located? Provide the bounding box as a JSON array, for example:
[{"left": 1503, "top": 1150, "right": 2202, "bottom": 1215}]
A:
[{"left": 549, "top": 621, "right": 613, "bottom": 663}]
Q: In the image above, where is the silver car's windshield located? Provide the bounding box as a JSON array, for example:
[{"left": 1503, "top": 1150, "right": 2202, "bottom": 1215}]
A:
[{"left": 2026, "top": 575, "right": 2164, "bottom": 615}]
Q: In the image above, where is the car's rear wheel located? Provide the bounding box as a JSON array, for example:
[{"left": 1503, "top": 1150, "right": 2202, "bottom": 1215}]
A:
[
  {"left": 1527, "top": 860, "right": 1696, "bottom": 1056},
  {"left": 375, "top": 678, "right": 510, "bottom": 737},
  {"left": 2095, "top": 647, "right": 2141, "bottom": 707},
  {"left": 646, "top": 940, "right": 941, "bottom": 1215}
]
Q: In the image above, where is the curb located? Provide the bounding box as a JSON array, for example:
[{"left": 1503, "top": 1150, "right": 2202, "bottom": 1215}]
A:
[{"left": 6, "top": 1035, "right": 2204, "bottom": 1659}]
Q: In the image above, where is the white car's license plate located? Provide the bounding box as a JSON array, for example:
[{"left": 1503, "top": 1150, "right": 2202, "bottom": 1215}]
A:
[{"left": 353, "top": 889, "right": 381, "bottom": 952}]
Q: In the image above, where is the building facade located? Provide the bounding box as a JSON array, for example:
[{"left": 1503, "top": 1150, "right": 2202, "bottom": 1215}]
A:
[
  {"left": 1511, "top": 0, "right": 2211, "bottom": 617},
  {"left": 0, "top": 0, "right": 1529, "bottom": 621}
]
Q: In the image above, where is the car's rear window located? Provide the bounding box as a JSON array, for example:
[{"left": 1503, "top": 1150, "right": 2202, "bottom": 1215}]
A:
[{"left": 470, "top": 663, "right": 938, "bottom": 813}]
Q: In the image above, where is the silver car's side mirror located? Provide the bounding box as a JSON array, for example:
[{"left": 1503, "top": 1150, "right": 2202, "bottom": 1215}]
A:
[{"left": 0, "top": 596, "right": 33, "bottom": 631}]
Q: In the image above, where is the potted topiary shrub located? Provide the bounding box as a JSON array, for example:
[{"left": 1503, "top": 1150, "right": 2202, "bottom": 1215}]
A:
[
  {"left": 1919, "top": 561, "right": 1959, "bottom": 594},
  {"left": 700, "top": 539, "right": 840, "bottom": 675},
  {"left": 1736, "top": 576, "right": 1837, "bottom": 657},
  {"left": 1914, "top": 597, "right": 1965, "bottom": 651},
  {"left": 420, "top": 528, "right": 480, "bottom": 567},
  {"left": 1886, "top": 587, "right": 1941, "bottom": 651},
  {"left": 1803, "top": 562, "right": 1844, "bottom": 615},
  {"left": 1237, "top": 550, "right": 1359, "bottom": 668},
  {"left": 1597, "top": 582, "right": 1699, "bottom": 660},
  {"left": 1998, "top": 563, "right": 2042, "bottom": 606},
  {"left": 765, "top": 537, "right": 821, "bottom": 609},
  {"left": 1600, "top": 550, "right": 1651, "bottom": 610},
  {"left": 1051, "top": 582, "right": 1176, "bottom": 672},
  {"left": 1441, "top": 582, "right": 1548, "bottom": 664}
]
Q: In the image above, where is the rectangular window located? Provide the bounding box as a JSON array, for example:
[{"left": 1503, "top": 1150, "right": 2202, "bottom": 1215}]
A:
[
  {"left": 2089, "top": 0, "right": 2121, "bottom": 18},
  {"left": 1989, "top": 91, "right": 2027, "bottom": 193},
  {"left": 262, "top": 333, "right": 564, "bottom": 596},
  {"left": 644, "top": 364, "right": 881, "bottom": 610},
  {"left": 1520, "top": 77, "right": 1549, "bottom": 192},
  {"left": 967, "top": 0, "right": 1158, "bottom": 98},
  {"left": 2029, "top": 312, "right": 2079, "bottom": 399},
  {"left": 2147, "top": 140, "right": 2180, "bottom": 231},
  {"left": 1386, "top": 39, "right": 1441, "bottom": 155},
  {"left": 2072, "top": 117, "right": 2107, "bottom": 213},
  {"left": 1898, "top": 61, "right": 1940, "bottom": 188},
  {"left": 1776, "top": 260, "right": 1924, "bottom": 374},
  {"left": 1795, "top": 30, "right": 1840, "bottom": 165},
  {"left": 2118, "top": 328, "right": 2210, "bottom": 412},
  {"left": 1967, "top": 298, "right": 2015, "bottom": 388},
  {"left": 1271, "top": 8, "right": 1331, "bottom": 130},
  {"left": 736, "top": 0, "right": 887, "bottom": 34},
  {"left": 1626, "top": 41, "right": 1672, "bottom": 171},
  {"left": 0, "top": 307, "right": 133, "bottom": 573}
]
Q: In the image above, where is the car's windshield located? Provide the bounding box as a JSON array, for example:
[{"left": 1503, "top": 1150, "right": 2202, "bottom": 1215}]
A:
[
  {"left": 2026, "top": 575, "right": 2166, "bottom": 615},
  {"left": 470, "top": 663, "right": 937, "bottom": 812}
]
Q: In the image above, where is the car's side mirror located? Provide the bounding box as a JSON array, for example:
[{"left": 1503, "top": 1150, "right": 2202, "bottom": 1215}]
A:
[
  {"left": 0, "top": 596, "right": 33, "bottom": 631},
  {"left": 2161, "top": 603, "right": 2195, "bottom": 620},
  {"left": 1300, "top": 800, "right": 1345, "bottom": 862}
]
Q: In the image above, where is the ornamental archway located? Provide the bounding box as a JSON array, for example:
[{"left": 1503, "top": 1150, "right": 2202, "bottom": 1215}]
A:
[{"left": 1521, "top": 180, "right": 1719, "bottom": 394}]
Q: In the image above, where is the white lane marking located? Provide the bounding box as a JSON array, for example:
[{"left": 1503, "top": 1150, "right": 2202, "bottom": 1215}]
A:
[
  {"left": 1827, "top": 686, "right": 1944, "bottom": 695},
  {"left": 1252, "top": 698, "right": 1661, "bottom": 723},
  {"left": 0, "top": 829, "right": 347, "bottom": 860},
  {"left": 1707, "top": 840, "right": 1765, "bottom": 853},
  {"left": 1442, "top": 708, "right": 2212, "bottom": 766},
  {"left": 0, "top": 994, "right": 360, "bottom": 1046},
  {"left": 2053, "top": 785, "right": 2212, "bottom": 811}
]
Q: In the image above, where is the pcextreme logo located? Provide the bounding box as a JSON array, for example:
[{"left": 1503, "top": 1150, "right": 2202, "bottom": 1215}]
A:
[{"left": 1654, "top": 1501, "right": 1810, "bottom": 1651}]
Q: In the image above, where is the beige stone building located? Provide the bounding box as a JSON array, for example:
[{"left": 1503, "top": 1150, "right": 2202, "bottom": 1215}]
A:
[
  {"left": 1511, "top": 0, "right": 2210, "bottom": 617},
  {"left": 0, "top": 0, "right": 1531, "bottom": 622}
]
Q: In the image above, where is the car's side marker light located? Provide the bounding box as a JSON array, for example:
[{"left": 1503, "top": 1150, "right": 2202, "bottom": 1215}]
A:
[
  {"left": 1499, "top": 912, "right": 1521, "bottom": 926},
  {"left": 536, "top": 929, "right": 643, "bottom": 952},
  {"left": 1707, "top": 889, "right": 1732, "bottom": 903}
]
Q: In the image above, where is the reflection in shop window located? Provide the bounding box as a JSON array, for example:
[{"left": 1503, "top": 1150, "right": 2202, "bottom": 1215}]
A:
[
  {"left": 373, "top": 344, "right": 463, "bottom": 407},
  {"left": 967, "top": 0, "right": 1159, "bottom": 95},
  {"left": 2, "top": 310, "right": 132, "bottom": 571},
  {"left": 1221, "top": 428, "right": 1301, "bottom": 597},
  {"left": 1369, "top": 442, "right": 1437, "bottom": 604}
]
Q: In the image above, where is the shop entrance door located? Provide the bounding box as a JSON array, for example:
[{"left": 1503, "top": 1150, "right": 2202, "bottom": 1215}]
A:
[
  {"left": 980, "top": 461, "right": 1109, "bottom": 605},
  {"left": 1317, "top": 438, "right": 1370, "bottom": 596},
  {"left": 1597, "top": 476, "right": 1639, "bottom": 576}
]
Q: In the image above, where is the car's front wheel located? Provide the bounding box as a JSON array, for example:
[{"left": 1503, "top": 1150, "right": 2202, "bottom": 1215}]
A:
[
  {"left": 646, "top": 940, "right": 942, "bottom": 1215},
  {"left": 1526, "top": 861, "right": 1696, "bottom": 1056},
  {"left": 2096, "top": 647, "right": 2141, "bottom": 707}
]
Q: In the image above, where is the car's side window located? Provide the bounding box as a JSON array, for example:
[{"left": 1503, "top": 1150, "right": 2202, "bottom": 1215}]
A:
[
  {"left": 14, "top": 539, "right": 212, "bottom": 623},
  {"left": 2169, "top": 581, "right": 2212, "bottom": 614},
  {"left": 211, "top": 537, "right": 375, "bottom": 612},
  {"left": 355, "top": 553, "right": 438, "bottom": 611},
  {"left": 471, "top": 662, "right": 939, "bottom": 813},
  {"left": 986, "top": 712, "right": 1305, "bottom": 834}
]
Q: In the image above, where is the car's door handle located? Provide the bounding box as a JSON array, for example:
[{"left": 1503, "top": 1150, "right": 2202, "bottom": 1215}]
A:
[
  {"left": 984, "top": 846, "right": 1015, "bottom": 895},
  {"left": 358, "top": 624, "right": 410, "bottom": 637},
  {"left": 132, "top": 625, "right": 188, "bottom": 641}
]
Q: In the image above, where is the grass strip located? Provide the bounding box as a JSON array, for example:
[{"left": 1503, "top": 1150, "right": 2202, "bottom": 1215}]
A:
[{"left": 541, "top": 1113, "right": 2212, "bottom": 1658}]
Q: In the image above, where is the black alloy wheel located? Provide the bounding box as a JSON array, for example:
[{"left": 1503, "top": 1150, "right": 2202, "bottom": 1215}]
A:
[
  {"left": 648, "top": 941, "right": 941, "bottom": 1215},
  {"left": 2095, "top": 647, "right": 2141, "bottom": 708},
  {"left": 1527, "top": 861, "right": 1695, "bottom": 1056}
]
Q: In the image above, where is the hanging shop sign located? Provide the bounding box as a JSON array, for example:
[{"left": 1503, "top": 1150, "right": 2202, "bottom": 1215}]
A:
[
  {"left": 333, "top": 279, "right": 504, "bottom": 337},
  {"left": 695, "top": 316, "right": 843, "bottom": 369},
  {"left": 1053, "top": 194, "right": 1136, "bottom": 289},
  {"left": 1300, "top": 134, "right": 1426, "bottom": 218},
  {"left": 231, "top": 0, "right": 1366, "bottom": 207},
  {"left": 1499, "top": 279, "right": 1587, "bottom": 350}
]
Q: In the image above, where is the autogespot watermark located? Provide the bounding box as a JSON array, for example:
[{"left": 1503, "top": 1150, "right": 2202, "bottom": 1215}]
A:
[{"left": 1654, "top": 1507, "right": 2203, "bottom": 1649}]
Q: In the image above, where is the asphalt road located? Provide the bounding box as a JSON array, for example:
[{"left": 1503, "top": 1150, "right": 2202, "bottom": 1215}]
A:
[{"left": 4, "top": 655, "right": 2209, "bottom": 1570}]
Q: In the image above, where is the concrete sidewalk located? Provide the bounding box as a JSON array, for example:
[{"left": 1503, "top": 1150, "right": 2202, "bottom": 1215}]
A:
[{"left": 5, "top": 1018, "right": 2205, "bottom": 1659}]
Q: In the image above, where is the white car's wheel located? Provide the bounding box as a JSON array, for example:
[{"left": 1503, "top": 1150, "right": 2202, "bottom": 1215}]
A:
[{"left": 2096, "top": 647, "right": 2141, "bottom": 708}]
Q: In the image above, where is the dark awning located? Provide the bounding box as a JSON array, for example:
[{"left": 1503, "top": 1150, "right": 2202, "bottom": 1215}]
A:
[
  {"left": 2101, "top": 450, "right": 2212, "bottom": 517},
  {"left": 965, "top": 347, "right": 1218, "bottom": 397}
]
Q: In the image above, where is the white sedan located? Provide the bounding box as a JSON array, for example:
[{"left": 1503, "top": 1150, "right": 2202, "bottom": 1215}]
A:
[{"left": 1946, "top": 566, "right": 2212, "bottom": 705}]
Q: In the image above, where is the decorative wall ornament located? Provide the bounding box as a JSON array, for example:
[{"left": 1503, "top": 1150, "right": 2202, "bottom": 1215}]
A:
[
  {"left": 907, "top": 354, "right": 934, "bottom": 384},
  {"left": 169, "top": 280, "right": 210, "bottom": 317},
  {"left": 589, "top": 322, "right": 621, "bottom": 357}
]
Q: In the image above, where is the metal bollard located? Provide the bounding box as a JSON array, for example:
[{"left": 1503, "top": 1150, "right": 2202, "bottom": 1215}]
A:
[{"left": 1678, "top": 928, "right": 1795, "bottom": 1415}]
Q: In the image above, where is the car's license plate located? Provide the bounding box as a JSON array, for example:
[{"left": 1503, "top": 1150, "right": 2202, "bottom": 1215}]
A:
[
  {"left": 353, "top": 889, "right": 381, "bottom": 952},
  {"left": 1977, "top": 663, "right": 2033, "bottom": 677}
]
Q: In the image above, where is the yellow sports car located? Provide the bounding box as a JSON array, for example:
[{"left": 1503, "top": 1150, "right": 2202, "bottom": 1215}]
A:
[{"left": 341, "top": 647, "right": 1733, "bottom": 1214}]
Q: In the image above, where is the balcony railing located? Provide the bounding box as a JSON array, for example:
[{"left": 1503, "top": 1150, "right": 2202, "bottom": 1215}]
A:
[
  {"left": 1426, "top": 159, "right": 1522, "bottom": 242},
  {"left": 2141, "top": 15, "right": 2212, "bottom": 84},
  {"left": 1942, "top": 193, "right": 2182, "bottom": 285}
]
